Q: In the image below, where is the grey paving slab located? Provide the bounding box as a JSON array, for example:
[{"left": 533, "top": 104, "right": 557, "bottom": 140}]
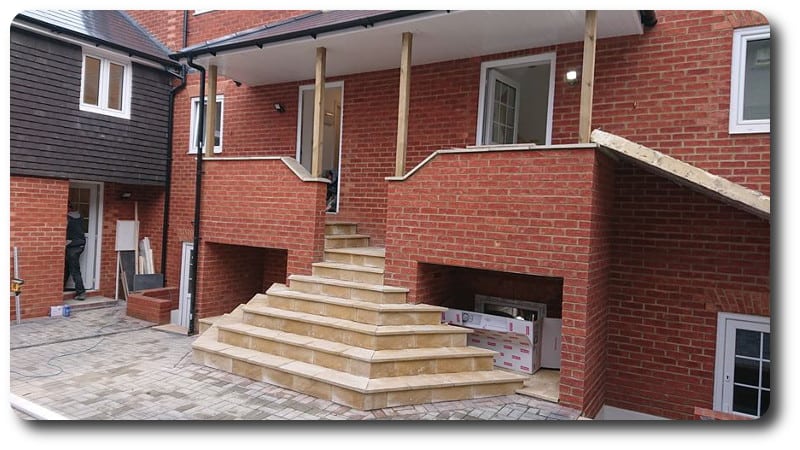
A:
[{"left": 10, "top": 303, "right": 581, "bottom": 421}]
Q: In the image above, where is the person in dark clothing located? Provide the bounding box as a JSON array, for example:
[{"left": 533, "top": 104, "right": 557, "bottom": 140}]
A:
[
  {"left": 65, "top": 201, "right": 86, "bottom": 300},
  {"left": 324, "top": 169, "right": 337, "bottom": 213}
]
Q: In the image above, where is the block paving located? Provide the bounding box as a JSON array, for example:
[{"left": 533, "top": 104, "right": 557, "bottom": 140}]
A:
[{"left": 10, "top": 304, "right": 581, "bottom": 421}]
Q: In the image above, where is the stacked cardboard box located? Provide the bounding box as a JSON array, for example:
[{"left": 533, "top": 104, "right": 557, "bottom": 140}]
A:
[{"left": 442, "top": 308, "right": 542, "bottom": 374}]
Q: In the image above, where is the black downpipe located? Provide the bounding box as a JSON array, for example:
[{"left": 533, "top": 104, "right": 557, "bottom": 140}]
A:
[
  {"left": 186, "top": 56, "right": 206, "bottom": 336},
  {"left": 160, "top": 65, "right": 187, "bottom": 279}
]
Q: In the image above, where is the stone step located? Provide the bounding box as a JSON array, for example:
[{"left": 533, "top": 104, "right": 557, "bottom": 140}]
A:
[
  {"left": 324, "top": 234, "right": 370, "bottom": 249},
  {"left": 260, "top": 286, "right": 444, "bottom": 326},
  {"left": 312, "top": 261, "right": 385, "bottom": 285},
  {"left": 288, "top": 274, "right": 408, "bottom": 304},
  {"left": 192, "top": 337, "right": 527, "bottom": 410},
  {"left": 323, "top": 246, "right": 385, "bottom": 269},
  {"left": 240, "top": 304, "right": 471, "bottom": 350},
  {"left": 216, "top": 321, "right": 497, "bottom": 378},
  {"left": 325, "top": 222, "right": 358, "bottom": 236}
]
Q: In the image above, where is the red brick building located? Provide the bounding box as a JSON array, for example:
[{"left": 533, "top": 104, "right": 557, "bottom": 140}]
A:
[{"left": 11, "top": 10, "right": 771, "bottom": 420}]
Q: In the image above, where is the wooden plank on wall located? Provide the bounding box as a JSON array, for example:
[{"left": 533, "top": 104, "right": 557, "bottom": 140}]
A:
[
  {"left": 205, "top": 64, "right": 218, "bottom": 157},
  {"left": 395, "top": 32, "right": 413, "bottom": 178},
  {"left": 311, "top": 47, "right": 327, "bottom": 178},
  {"left": 578, "top": 10, "right": 597, "bottom": 143}
]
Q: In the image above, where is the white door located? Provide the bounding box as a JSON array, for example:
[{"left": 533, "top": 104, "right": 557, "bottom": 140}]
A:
[
  {"left": 714, "top": 313, "right": 771, "bottom": 417},
  {"left": 296, "top": 82, "right": 343, "bottom": 212},
  {"left": 484, "top": 69, "right": 521, "bottom": 145},
  {"left": 66, "top": 183, "right": 101, "bottom": 291},
  {"left": 176, "top": 242, "right": 193, "bottom": 328}
]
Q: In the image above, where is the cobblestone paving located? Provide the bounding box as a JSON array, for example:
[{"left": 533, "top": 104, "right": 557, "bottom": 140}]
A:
[{"left": 10, "top": 305, "right": 581, "bottom": 421}]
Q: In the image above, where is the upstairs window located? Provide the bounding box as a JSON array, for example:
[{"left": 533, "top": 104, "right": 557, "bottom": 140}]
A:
[
  {"left": 80, "top": 52, "right": 131, "bottom": 119},
  {"left": 729, "top": 26, "right": 770, "bottom": 134},
  {"left": 189, "top": 95, "right": 224, "bottom": 154}
]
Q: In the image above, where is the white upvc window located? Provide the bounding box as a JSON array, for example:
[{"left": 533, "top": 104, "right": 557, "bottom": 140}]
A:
[
  {"left": 713, "top": 313, "right": 770, "bottom": 418},
  {"left": 189, "top": 95, "right": 224, "bottom": 154},
  {"left": 729, "top": 26, "right": 770, "bottom": 134},
  {"left": 80, "top": 52, "right": 132, "bottom": 119}
]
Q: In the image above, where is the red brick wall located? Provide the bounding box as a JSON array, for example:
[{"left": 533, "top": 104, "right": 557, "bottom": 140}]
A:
[
  {"left": 559, "top": 10, "right": 770, "bottom": 194},
  {"left": 581, "top": 152, "right": 617, "bottom": 417},
  {"left": 126, "top": 10, "right": 311, "bottom": 51},
  {"left": 161, "top": 11, "right": 769, "bottom": 248},
  {"left": 606, "top": 163, "right": 770, "bottom": 420},
  {"left": 384, "top": 147, "right": 599, "bottom": 412},
  {"left": 99, "top": 184, "right": 165, "bottom": 298},
  {"left": 9, "top": 176, "right": 69, "bottom": 319},
  {"left": 262, "top": 248, "right": 289, "bottom": 292},
  {"left": 198, "top": 158, "right": 326, "bottom": 297},
  {"left": 196, "top": 243, "right": 267, "bottom": 319}
]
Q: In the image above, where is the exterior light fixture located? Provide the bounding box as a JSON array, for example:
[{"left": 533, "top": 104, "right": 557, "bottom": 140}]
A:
[
  {"left": 120, "top": 192, "right": 132, "bottom": 199},
  {"left": 565, "top": 70, "right": 579, "bottom": 85},
  {"left": 273, "top": 103, "right": 285, "bottom": 113}
]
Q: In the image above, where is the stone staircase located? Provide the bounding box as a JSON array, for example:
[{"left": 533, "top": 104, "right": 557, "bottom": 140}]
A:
[{"left": 191, "top": 222, "right": 527, "bottom": 410}]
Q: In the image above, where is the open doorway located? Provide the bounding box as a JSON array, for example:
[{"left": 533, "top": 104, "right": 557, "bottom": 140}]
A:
[
  {"left": 476, "top": 53, "right": 555, "bottom": 146},
  {"left": 296, "top": 81, "right": 343, "bottom": 213},
  {"left": 65, "top": 182, "right": 102, "bottom": 293}
]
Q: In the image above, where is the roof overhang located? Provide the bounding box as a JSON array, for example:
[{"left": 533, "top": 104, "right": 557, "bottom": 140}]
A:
[{"left": 175, "top": 10, "right": 645, "bottom": 86}]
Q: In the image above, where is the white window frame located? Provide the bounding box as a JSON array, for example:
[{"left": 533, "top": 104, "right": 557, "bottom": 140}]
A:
[
  {"left": 475, "top": 52, "right": 556, "bottom": 146},
  {"left": 189, "top": 95, "right": 224, "bottom": 154},
  {"left": 729, "top": 25, "right": 770, "bottom": 134},
  {"left": 713, "top": 312, "right": 770, "bottom": 417},
  {"left": 79, "top": 49, "right": 132, "bottom": 119}
]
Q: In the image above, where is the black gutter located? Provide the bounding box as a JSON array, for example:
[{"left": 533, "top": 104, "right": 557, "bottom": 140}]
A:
[
  {"left": 160, "top": 64, "right": 187, "bottom": 280},
  {"left": 640, "top": 11, "right": 658, "bottom": 28},
  {"left": 14, "top": 15, "right": 181, "bottom": 70},
  {"left": 185, "top": 56, "right": 206, "bottom": 336},
  {"left": 170, "top": 10, "right": 431, "bottom": 60}
]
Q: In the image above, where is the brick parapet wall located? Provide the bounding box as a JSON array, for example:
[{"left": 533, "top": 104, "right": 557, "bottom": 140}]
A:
[
  {"left": 384, "top": 147, "right": 599, "bottom": 412},
  {"left": 606, "top": 162, "right": 770, "bottom": 420}
]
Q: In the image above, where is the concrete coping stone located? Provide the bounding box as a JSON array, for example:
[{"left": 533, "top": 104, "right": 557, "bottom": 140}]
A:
[{"left": 202, "top": 155, "right": 330, "bottom": 184}]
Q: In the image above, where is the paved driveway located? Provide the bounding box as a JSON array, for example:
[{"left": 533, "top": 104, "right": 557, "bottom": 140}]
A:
[{"left": 9, "top": 304, "right": 581, "bottom": 421}]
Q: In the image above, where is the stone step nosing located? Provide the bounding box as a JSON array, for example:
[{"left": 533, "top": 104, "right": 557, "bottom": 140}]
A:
[
  {"left": 288, "top": 274, "right": 408, "bottom": 293},
  {"left": 312, "top": 261, "right": 385, "bottom": 274},
  {"left": 193, "top": 338, "right": 526, "bottom": 394},
  {"left": 324, "top": 234, "right": 370, "bottom": 240},
  {"left": 323, "top": 246, "right": 385, "bottom": 257},
  {"left": 262, "top": 288, "right": 447, "bottom": 313},
  {"left": 241, "top": 304, "right": 471, "bottom": 336},
  {"left": 217, "top": 321, "right": 498, "bottom": 363}
]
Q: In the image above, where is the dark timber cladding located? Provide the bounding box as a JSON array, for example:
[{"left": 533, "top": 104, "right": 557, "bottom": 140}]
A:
[{"left": 9, "top": 28, "right": 172, "bottom": 185}]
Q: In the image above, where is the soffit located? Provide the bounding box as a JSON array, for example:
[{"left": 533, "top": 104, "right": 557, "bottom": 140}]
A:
[{"left": 183, "top": 10, "right": 643, "bottom": 86}]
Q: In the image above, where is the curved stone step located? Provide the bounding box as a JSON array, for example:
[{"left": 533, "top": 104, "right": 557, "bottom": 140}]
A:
[
  {"left": 261, "top": 286, "right": 444, "bottom": 326},
  {"left": 325, "top": 234, "right": 370, "bottom": 249},
  {"left": 325, "top": 222, "right": 359, "bottom": 236},
  {"left": 216, "top": 321, "right": 497, "bottom": 378},
  {"left": 288, "top": 274, "right": 407, "bottom": 304},
  {"left": 323, "top": 246, "right": 385, "bottom": 268},
  {"left": 312, "top": 261, "right": 385, "bottom": 285},
  {"left": 192, "top": 336, "right": 527, "bottom": 410},
  {"left": 241, "top": 304, "right": 471, "bottom": 350}
]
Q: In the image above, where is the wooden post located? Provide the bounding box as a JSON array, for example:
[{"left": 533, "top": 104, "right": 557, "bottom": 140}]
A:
[
  {"left": 311, "top": 47, "right": 326, "bottom": 178},
  {"left": 578, "top": 10, "right": 597, "bottom": 143},
  {"left": 205, "top": 64, "right": 218, "bottom": 157},
  {"left": 395, "top": 32, "right": 413, "bottom": 177}
]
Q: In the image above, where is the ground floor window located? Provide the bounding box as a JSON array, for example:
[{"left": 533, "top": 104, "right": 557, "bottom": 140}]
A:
[{"left": 713, "top": 312, "right": 770, "bottom": 417}]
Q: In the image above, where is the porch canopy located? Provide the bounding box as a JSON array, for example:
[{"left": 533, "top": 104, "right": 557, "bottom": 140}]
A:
[{"left": 170, "top": 10, "right": 646, "bottom": 86}]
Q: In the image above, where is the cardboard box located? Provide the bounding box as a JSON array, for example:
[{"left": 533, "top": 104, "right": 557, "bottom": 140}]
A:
[
  {"left": 443, "top": 308, "right": 542, "bottom": 374},
  {"left": 50, "top": 306, "right": 63, "bottom": 317}
]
